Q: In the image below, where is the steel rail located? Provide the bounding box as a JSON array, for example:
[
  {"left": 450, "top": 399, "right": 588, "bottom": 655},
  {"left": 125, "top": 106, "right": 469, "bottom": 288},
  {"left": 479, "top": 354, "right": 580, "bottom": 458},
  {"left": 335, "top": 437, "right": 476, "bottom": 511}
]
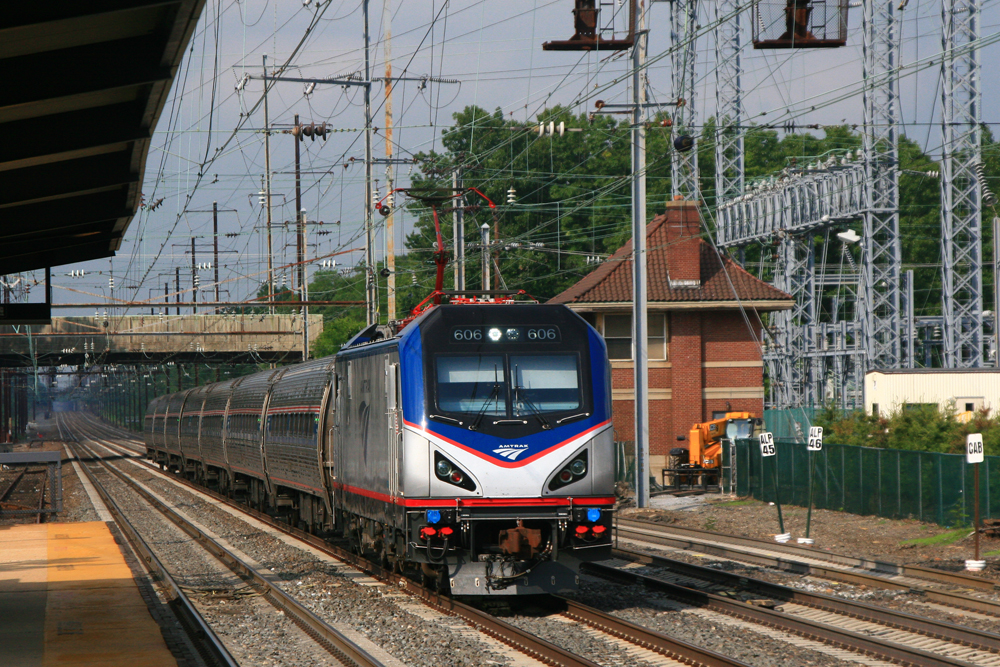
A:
[
  {"left": 617, "top": 518, "right": 999, "bottom": 591},
  {"left": 64, "top": 439, "right": 239, "bottom": 667},
  {"left": 67, "top": 435, "right": 385, "bottom": 667},
  {"left": 584, "top": 560, "right": 981, "bottom": 667},
  {"left": 0, "top": 468, "right": 27, "bottom": 503},
  {"left": 614, "top": 518, "right": 1000, "bottom": 616},
  {"left": 71, "top": 418, "right": 746, "bottom": 667},
  {"left": 558, "top": 598, "right": 749, "bottom": 667},
  {"left": 609, "top": 548, "right": 1000, "bottom": 655}
]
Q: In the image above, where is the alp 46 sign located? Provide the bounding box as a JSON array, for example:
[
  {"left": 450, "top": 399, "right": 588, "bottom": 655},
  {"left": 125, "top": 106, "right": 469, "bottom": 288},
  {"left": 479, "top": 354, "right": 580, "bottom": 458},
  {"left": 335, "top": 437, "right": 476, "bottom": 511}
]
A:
[{"left": 808, "top": 426, "right": 823, "bottom": 452}]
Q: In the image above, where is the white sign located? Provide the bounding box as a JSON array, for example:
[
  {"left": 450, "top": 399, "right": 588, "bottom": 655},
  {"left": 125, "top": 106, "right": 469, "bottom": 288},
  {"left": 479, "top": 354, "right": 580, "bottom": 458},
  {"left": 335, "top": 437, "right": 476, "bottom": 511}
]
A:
[
  {"left": 808, "top": 426, "right": 824, "bottom": 452},
  {"left": 759, "top": 432, "right": 776, "bottom": 457},
  {"left": 967, "top": 433, "right": 984, "bottom": 464}
]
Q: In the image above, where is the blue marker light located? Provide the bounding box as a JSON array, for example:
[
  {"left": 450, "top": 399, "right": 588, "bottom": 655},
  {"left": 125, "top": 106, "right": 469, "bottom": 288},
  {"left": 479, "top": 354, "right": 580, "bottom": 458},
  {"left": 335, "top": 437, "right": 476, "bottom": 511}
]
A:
[
  {"left": 426, "top": 509, "right": 442, "bottom": 524},
  {"left": 586, "top": 508, "right": 601, "bottom": 523}
]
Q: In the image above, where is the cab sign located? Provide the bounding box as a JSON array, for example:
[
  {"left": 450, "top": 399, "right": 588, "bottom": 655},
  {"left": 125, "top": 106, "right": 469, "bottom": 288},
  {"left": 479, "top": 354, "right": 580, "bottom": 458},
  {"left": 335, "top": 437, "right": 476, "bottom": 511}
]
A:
[
  {"left": 808, "top": 426, "right": 823, "bottom": 452},
  {"left": 759, "top": 432, "right": 776, "bottom": 457},
  {"left": 967, "top": 433, "right": 984, "bottom": 464}
]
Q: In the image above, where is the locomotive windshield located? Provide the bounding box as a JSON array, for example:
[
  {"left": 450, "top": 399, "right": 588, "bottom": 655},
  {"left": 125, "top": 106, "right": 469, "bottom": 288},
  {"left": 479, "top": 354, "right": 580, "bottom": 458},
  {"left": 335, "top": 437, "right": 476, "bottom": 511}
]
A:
[
  {"left": 420, "top": 304, "right": 594, "bottom": 436},
  {"left": 436, "top": 354, "right": 582, "bottom": 417}
]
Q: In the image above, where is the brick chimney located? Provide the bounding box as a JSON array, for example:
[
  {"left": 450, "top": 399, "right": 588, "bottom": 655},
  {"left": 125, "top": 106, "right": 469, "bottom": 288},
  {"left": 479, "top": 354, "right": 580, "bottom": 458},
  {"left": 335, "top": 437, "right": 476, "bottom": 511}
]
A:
[{"left": 663, "top": 200, "right": 702, "bottom": 288}]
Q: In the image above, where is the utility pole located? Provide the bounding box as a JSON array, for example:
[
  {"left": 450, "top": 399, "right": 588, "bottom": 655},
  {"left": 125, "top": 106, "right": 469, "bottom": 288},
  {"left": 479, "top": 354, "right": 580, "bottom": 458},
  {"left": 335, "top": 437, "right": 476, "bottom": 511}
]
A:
[
  {"left": 263, "top": 54, "right": 275, "bottom": 315},
  {"left": 301, "top": 208, "right": 310, "bottom": 361},
  {"left": 363, "top": 0, "right": 376, "bottom": 325},
  {"left": 632, "top": 1, "right": 650, "bottom": 508},
  {"left": 191, "top": 237, "right": 197, "bottom": 314},
  {"left": 164, "top": 283, "right": 169, "bottom": 314},
  {"left": 480, "top": 223, "right": 490, "bottom": 290},
  {"left": 453, "top": 168, "right": 465, "bottom": 291},
  {"left": 213, "top": 201, "right": 220, "bottom": 311},
  {"left": 175, "top": 267, "right": 180, "bottom": 315},
  {"left": 294, "top": 114, "right": 304, "bottom": 301},
  {"left": 384, "top": 0, "right": 396, "bottom": 321}
]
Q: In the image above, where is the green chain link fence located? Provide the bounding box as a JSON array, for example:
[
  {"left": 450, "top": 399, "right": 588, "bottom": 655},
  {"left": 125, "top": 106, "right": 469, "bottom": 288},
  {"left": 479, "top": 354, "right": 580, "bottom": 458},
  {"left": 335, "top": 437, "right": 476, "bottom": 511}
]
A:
[{"left": 723, "top": 439, "right": 1000, "bottom": 527}]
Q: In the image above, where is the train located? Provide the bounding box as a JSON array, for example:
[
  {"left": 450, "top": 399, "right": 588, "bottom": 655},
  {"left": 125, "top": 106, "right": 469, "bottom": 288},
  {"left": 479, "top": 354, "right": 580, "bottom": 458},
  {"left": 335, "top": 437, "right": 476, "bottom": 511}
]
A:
[{"left": 144, "top": 300, "right": 615, "bottom": 595}]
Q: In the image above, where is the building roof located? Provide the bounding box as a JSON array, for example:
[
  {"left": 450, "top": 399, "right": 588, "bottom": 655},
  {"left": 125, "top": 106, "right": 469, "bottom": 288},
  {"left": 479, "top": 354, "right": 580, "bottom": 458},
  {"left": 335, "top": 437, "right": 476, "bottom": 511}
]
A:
[
  {"left": 0, "top": 1, "right": 206, "bottom": 275},
  {"left": 549, "top": 208, "right": 793, "bottom": 308}
]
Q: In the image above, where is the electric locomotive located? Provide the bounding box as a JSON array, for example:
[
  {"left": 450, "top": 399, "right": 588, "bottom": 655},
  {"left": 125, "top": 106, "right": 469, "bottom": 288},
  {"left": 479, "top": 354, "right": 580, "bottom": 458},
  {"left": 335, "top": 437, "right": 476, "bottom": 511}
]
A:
[{"left": 144, "top": 299, "right": 614, "bottom": 596}]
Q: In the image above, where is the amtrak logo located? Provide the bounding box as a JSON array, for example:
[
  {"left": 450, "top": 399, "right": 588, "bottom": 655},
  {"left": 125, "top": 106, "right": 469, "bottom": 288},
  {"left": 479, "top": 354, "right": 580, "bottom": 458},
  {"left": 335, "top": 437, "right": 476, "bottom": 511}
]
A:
[{"left": 492, "top": 444, "right": 530, "bottom": 460}]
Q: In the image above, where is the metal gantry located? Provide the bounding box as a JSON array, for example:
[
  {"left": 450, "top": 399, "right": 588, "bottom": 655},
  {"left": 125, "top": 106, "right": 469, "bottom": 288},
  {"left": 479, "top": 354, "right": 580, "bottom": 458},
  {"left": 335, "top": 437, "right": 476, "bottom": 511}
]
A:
[
  {"left": 940, "top": 0, "right": 984, "bottom": 367},
  {"left": 860, "top": 0, "right": 904, "bottom": 371},
  {"left": 670, "top": 0, "right": 700, "bottom": 201},
  {"left": 714, "top": 0, "right": 744, "bottom": 206}
]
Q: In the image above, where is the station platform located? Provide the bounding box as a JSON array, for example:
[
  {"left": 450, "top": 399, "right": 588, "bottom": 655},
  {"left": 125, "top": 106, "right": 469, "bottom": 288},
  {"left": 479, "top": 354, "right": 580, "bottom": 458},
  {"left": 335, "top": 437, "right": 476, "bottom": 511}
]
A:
[{"left": 0, "top": 522, "right": 178, "bottom": 666}]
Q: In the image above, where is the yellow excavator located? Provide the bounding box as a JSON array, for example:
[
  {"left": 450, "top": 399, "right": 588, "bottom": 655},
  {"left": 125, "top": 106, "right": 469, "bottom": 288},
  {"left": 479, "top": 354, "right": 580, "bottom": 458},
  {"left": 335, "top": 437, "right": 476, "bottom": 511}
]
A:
[{"left": 687, "top": 412, "right": 756, "bottom": 472}]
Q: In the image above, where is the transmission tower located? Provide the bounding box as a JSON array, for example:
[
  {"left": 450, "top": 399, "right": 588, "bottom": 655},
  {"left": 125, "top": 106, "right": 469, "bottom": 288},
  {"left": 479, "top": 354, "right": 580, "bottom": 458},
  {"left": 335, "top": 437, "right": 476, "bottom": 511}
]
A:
[
  {"left": 940, "top": 0, "right": 984, "bottom": 367},
  {"left": 714, "top": 0, "right": 743, "bottom": 204},
  {"left": 860, "top": 0, "right": 904, "bottom": 371},
  {"left": 670, "top": 0, "right": 700, "bottom": 201}
]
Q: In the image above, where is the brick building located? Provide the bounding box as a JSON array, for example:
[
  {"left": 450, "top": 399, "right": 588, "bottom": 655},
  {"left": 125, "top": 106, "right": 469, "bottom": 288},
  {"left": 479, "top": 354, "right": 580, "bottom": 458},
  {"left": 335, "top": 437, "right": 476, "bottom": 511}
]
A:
[{"left": 549, "top": 201, "right": 792, "bottom": 471}]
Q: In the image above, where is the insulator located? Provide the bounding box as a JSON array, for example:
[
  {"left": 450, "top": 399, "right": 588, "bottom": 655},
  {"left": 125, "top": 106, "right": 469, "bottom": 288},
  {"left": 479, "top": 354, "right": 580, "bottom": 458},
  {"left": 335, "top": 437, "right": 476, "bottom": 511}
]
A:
[
  {"left": 193, "top": 275, "right": 200, "bottom": 288},
  {"left": 507, "top": 187, "right": 517, "bottom": 204},
  {"left": 975, "top": 163, "right": 997, "bottom": 205},
  {"left": 412, "top": 273, "right": 418, "bottom": 285},
  {"left": 108, "top": 277, "right": 114, "bottom": 288}
]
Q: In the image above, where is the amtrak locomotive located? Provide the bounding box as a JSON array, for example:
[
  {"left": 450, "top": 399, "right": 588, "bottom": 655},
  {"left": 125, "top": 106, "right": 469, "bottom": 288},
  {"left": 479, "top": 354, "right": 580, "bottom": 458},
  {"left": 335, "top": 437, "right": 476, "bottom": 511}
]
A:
[{"left": 144, "top": 301, "right": 614, "bottom": 595}]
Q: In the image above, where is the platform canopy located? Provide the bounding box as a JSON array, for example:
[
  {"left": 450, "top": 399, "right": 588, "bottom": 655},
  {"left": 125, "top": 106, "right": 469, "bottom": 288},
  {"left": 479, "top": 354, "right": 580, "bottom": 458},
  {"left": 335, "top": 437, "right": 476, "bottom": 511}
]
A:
[{"left": 0, "top": 1, "right": 205, "bottom": 274}]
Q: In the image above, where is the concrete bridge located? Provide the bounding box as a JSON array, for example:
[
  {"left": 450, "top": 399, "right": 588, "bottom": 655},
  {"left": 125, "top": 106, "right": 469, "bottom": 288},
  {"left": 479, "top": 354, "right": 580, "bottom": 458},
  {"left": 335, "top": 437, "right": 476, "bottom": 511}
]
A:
[{"left": 0, "top": 314, "right": 324, "bottom": 367}]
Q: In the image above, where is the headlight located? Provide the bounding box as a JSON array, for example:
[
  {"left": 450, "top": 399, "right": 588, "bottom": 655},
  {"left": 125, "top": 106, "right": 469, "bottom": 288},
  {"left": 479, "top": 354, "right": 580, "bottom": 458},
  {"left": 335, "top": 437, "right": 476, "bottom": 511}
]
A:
[
  {"left": 570, "top": 459, "right": 587, "bottom": 476},
  {"left": 435, "top": 459, "right": 451, "bottom": 477}
]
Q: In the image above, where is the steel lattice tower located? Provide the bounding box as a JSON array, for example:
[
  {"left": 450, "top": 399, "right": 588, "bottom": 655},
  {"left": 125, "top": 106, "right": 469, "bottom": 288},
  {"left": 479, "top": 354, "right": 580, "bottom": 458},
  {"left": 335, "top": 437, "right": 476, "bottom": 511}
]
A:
[
  {"left": 714, "top": 0, "right": 743, "bottom": 205},
  {"left": 861, "top": 0, "right": 904, "bottom": 370},
  {"left": 940, "top": 0, "right": 983, "bottom": 367},
  {"left": 670, "top": 0, "right": 700, "bottom": 201}
]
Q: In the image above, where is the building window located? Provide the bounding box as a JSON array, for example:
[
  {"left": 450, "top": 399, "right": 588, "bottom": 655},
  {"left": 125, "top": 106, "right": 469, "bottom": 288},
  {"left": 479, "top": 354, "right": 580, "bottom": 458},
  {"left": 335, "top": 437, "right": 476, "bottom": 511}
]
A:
[
  {"left": 603, "top": 314, "right": 632, "bottom": 359},
  {"left": 872, "top": 403, "right": 879, "bottom": 416},
  {"left": 593, "top": 313, "right": 668, "bottom": 361}
]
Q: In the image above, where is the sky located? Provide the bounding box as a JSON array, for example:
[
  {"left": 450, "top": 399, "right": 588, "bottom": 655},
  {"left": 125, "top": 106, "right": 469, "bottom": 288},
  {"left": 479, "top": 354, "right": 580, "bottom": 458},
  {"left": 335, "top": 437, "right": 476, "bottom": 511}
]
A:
[{"left": 33, "top": 0, "right": 1000, "bottom": 317}]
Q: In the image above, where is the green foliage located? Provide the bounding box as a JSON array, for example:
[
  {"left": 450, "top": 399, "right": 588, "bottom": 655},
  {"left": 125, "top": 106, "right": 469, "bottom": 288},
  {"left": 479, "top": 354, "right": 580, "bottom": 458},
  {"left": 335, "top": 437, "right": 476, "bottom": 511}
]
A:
[{"left": 814, "top": 404, "right": 1000, "bottom": 456}]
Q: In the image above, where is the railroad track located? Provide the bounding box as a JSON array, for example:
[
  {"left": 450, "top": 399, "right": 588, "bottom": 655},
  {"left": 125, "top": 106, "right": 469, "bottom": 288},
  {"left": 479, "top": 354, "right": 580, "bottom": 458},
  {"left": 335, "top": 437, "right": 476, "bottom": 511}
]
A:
[
  {"left": 585, "top": 549, "right": 1000, "bottom": 667},
  {"left": 614, "top": 517, "right": 1000, "bottom": 616},
  {"left": 62, "top": 414, "right": 750, "bottom": 667},
  {"left": 62, "top": 425, "right": 385, "bottom": 667},
  {"left": 61, "top": 434, "right": 238, "bottom": 667},
  {"left": 0, "top": 465, "right": 48, "bottom": 522}
]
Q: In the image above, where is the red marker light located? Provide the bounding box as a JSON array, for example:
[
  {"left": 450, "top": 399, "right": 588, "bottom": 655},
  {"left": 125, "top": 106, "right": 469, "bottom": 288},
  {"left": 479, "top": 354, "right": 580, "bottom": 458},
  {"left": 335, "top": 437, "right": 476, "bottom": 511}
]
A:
[{"left": 451, "top": 471, "right": 464, "bottom": 484}]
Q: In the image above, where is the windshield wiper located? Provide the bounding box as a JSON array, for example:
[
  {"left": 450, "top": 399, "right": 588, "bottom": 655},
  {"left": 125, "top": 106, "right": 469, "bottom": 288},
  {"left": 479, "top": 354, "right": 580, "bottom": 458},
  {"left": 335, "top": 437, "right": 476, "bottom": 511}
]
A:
[
  {"left": 514, "top": 370, "right": 551, "bottom": 430},
  {"left": 469, "top": 383, "right": 501, "bottom": 431}
]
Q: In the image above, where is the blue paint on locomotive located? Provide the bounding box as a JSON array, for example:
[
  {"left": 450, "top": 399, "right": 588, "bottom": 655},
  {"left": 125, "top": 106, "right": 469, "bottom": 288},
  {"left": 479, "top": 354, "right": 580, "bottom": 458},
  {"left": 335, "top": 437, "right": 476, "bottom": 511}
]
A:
[{"left": 396, "top": 313, "right": 611, "bottom": 465}]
